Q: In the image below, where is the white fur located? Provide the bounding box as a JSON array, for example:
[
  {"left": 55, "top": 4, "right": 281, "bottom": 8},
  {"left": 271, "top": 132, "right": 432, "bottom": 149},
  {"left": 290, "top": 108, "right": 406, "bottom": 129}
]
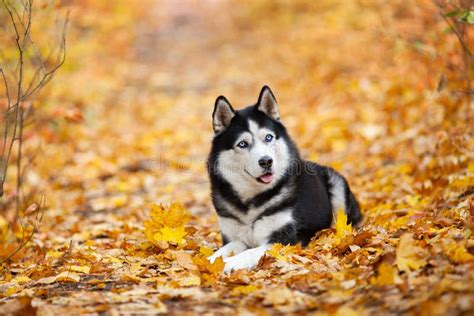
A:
[
  {"left": 223, "top": 244, "right": 271, "bottom": 272},
  {"left": 328, "top": 171, "right": 346, "bottom": 215},
  {"left": 217, "top": 208, "right": 293, "bottom": 249}
]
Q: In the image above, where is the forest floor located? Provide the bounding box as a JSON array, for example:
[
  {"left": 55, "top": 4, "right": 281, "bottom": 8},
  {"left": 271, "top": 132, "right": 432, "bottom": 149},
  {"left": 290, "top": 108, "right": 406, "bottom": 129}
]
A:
[{"left": 1, "top": 0, "right": 473, "bottom": 315}]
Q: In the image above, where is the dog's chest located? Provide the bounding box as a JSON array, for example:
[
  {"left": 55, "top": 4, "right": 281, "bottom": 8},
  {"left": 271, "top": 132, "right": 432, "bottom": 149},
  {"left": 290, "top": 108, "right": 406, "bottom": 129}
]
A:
[{"left": 218, "top": 205, "right": 294, "bottom": 248}]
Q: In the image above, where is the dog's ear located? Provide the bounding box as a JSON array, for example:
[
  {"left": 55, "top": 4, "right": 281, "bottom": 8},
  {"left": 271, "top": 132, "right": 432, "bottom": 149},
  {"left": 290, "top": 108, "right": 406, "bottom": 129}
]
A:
[
  {"left": 256, "top": 86, "right": 279, "bottom": 120},
  {"left": 213, "top": 96, "right": 235, "bottom": 134}
]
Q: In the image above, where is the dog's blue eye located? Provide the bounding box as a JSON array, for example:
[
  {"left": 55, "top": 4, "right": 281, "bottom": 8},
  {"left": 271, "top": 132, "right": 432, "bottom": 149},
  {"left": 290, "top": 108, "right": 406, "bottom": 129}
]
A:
[
  {"left": 237, "top": 141, "right": 248, "bottom": 148},
  {"left": 265, "top": 134, "right": 274, "bottom": 142}
]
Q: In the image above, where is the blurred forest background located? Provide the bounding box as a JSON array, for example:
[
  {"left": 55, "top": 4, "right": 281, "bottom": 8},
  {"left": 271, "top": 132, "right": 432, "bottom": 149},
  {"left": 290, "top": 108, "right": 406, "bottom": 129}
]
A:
[{"left": 0, "top": 0, "right": 473, "bottom": 314}]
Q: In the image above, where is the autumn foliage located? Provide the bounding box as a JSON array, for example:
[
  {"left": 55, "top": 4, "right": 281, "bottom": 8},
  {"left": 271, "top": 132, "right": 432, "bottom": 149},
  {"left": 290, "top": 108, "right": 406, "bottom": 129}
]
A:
[{"left": 0, "top": 0, "right": 473, "bottom": 315}]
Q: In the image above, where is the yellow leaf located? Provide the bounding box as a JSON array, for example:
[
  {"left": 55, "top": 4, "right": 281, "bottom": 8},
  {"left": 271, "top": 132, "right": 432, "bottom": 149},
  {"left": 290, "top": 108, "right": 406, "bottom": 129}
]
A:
[
  {"left": 268, "top": 243, "right": 293, "bottom": 262},
  {"left": 231, "top": 285, "right": 259, "bottom": 296},
  {"left": 335, "top": 209, "right": 352, "bottom": 240},
  {"left": 143, "top": 203, "right": 191, "bottom": 248},
  {"left": 150, "top": 203, "right": 191, "bottom": 228},
  {"left": 192, "top": 255, "right": 224, "bottom": 286},
  {"left": 370, "top": 262, "right": 395, "bottom": 286},
  {"left": 67, "top": 265, "right": 91, "bottom": 274},
  {"left": 56, "top": 271, "right": 81, "bottom": 283},
  {"left": 446, "top": 244, "right": 474, "bottom": 264},
  {"left": 209, "top": 256, "right": 224, "bottom": 274},
  {"left": 177, "top": 274, "right": 201, "bottom": 287},
  {"left": 121, "top": 274, "right": 141, "bottom": 283},
  {"left": 199, "top": 246, "right": 214, "bottom": 257},
  {"left": 112, "top": 195, "right": 127, "bottom": 207},
  {"left": 406, "top": 195, "right": 428, "bottom": 209},
  {"left": 193, "top": 255, "right": 224, "bottom": 275},
  {"left": 5, "top": 286, "right": 19, "bottom": 296},
  {"left": 468, "top": 162, "right": 474, "bottom": 173},
  {"left": 129, "top": 262, "right": 142, "bottom": 274},
  {"left": 336, "top": 306, "right": 361, "bottom": 316},
  {"left": 46, "top": 250, "right": 63, "bottom": 258},
  {"left": 154, "top": 226, "right": 186, "bottom": 246},
  {"left": 12, "top": 275, "right": 31, "bottom": 284},
  {"left": 396, "top": 233, "right": 427, "bottom": 272},
  {"left": 398, "top": 163, "right": 413, "bottom": 174}
]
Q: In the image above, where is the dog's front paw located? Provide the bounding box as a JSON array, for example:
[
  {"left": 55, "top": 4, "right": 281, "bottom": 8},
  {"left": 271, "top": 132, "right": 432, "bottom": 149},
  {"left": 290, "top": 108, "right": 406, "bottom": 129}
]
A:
[{"left": 223, "top": 253, "right": 258, "bottom": 273}]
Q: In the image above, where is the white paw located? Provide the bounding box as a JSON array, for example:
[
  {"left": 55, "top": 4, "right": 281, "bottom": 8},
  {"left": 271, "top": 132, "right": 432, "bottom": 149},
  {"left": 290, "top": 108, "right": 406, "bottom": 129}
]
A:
[
  {"left": 223, "top": 253, "right": 257, "bottom": 273},
  {"left": 222, "top": 244, "right": 270, "bottom": 273},
  {"left": 207, "top": 241, "right": 248, "bottom": 264}
]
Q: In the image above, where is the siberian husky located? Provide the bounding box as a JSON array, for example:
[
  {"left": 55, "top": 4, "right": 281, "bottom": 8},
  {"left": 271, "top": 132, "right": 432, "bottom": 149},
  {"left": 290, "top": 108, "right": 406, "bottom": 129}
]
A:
[{"left": 207, "top": 86, "right": 361, "bottom": 272}]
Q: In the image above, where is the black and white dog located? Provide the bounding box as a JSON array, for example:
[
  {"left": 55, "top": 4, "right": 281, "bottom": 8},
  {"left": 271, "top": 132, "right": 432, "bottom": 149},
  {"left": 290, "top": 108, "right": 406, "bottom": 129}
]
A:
[{"left": 207, "top": 86, "right": 361, "bottom": 272}]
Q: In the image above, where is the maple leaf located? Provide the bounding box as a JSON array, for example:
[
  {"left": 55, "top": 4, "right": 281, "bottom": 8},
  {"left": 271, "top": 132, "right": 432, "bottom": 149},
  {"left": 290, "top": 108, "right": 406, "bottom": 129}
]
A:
[
  {"left": 268, "top": 243, "right": 296, "bottom": 262},
  {"left": 154, "top": 226, "right": 186, "bottom": 246},
  {"left": 143, "top": 203, "right": 191, "bottom": 249},
  {"left": 396, "top": 233, "right": 427, "bottom": 272},
  {"left": 199, "top": 246, "right": 214, "bottom": 257},
  {"left": 150, "top": 203, "right": 191, "bottom": 228},
  {"left": 192, "top": 255, "right": 224, "bottom": 286}
]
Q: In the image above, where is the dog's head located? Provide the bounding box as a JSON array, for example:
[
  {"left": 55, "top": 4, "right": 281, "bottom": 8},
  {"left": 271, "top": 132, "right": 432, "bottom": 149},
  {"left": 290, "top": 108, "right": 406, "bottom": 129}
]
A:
[{"left": 209, "top": 86, "right": 298, "bottom": 199}]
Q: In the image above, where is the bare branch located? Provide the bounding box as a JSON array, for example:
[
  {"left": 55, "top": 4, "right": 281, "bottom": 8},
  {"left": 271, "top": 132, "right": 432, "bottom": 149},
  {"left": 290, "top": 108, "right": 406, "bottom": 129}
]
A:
[
  {"left": 23, "top": 11, "right": 69, "bottom": 100},
  {"left": 1, "top": 0, "right": 67, "bottom": 201},
  {"left": 0, "top": 69, "right": 11, "bottom": 107}
]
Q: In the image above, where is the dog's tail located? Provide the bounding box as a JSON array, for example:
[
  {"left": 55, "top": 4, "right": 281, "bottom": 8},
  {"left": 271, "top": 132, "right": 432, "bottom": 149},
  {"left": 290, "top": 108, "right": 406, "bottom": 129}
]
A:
[{"left": 325, "top": 167, "right": 362, "bottom": 226}]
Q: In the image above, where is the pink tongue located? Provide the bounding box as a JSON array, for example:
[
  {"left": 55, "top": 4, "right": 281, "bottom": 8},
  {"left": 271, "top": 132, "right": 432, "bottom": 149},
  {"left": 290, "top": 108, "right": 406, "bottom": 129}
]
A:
[{"left": 259, "top": 173, "right": 273, "bottom": 183}]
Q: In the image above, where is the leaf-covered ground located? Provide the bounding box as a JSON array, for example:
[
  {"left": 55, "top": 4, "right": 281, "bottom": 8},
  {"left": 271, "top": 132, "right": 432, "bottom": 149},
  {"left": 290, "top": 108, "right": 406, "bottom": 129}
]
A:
[{"left": 1, "top": 1, "right": 473, "bottom": 314}]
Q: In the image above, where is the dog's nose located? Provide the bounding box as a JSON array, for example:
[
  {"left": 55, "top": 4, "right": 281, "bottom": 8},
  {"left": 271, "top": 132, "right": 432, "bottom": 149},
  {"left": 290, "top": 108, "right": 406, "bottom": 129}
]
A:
[{"left": 259, "top": 156, "right": 273, "bottom": 169}]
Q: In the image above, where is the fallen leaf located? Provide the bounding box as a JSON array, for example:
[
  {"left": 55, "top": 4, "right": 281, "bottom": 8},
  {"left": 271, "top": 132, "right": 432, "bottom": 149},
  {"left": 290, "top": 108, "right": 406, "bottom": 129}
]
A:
[
  {"left": 371, "top": 262, "right": 396, "bottom": 286},
  {"left": 155, "top": 226, "right": 186, "bottom": 246},
  {"left": 199, "top": 246, "right": 214, "bottom": 257},
  {"left": 174, "top": 251, "right": 198, "bottom": 270},
  {"left": 446, "top": 244, "right": 474, "bottom": 264},
  {"left": 55, "top": 271, "right": 81, "bottom": 283},
  {"left": 335, "top": 209, "right": 353, "bottom": 241},
  {"left": 262, "top": 287, "right": 294, "bottom": 306},
  {"left": 231, "top": 284, "right": 259, "bottom": 296},
  {"left": 396, "top": 234, "right": 427, "bottom": 272},
  {"left": 67, "top": 265, "right": 91, "bottom": 274},
  {"left": 177, "top": 274, "right": 201, "bottom": 287}
]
